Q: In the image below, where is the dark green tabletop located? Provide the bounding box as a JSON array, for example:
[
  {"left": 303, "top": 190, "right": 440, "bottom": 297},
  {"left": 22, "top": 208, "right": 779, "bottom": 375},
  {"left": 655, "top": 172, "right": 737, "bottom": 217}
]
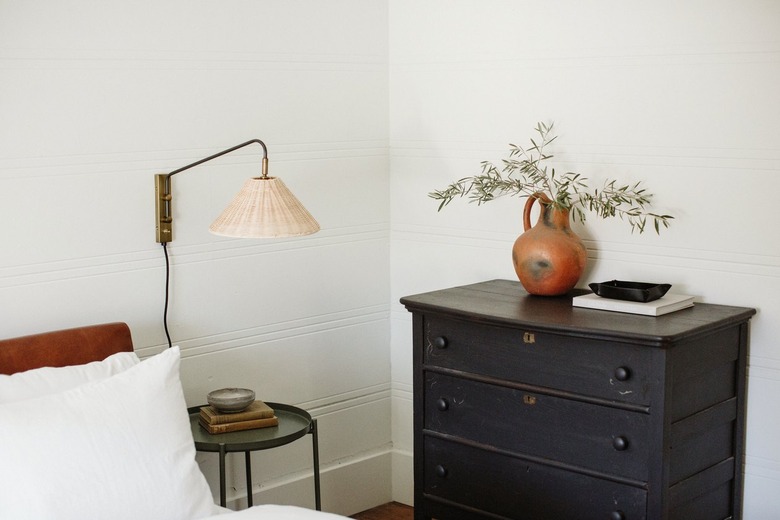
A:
[{"left": 189, "top": 402, "right": 313, "bottom": 452}]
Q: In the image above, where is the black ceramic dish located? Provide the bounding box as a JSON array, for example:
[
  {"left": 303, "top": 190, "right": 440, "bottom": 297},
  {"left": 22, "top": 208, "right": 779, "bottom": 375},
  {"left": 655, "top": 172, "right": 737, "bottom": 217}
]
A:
[{"left": 588, "top": 280, "right": 672, "bottom": 303}]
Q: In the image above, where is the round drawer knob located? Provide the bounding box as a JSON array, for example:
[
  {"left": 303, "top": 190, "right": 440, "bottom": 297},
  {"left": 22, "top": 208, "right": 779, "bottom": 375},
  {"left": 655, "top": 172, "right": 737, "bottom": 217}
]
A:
[
  {"left": 435, "top": 465, "right": 448, "bottom": 478},
  {"left": 432, "top": 336, "right": 448, "bottom": 349},
  {"left": 437, "top": 398, "right": 449, "bottom": 411},
  {"left": 612, "top": 436, "right": 629, "bottom": 451},
  {"left": 614, "top": 366, "right": 631, "bottom": 381},
  {"left": 609, "top": 511, "right": 625, "bottom": 520}
]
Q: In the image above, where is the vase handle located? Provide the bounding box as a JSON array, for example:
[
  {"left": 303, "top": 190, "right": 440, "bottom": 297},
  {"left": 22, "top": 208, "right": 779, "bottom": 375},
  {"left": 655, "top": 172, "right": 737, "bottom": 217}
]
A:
[{"left": 523, "top": 192, "right": 552, "bottom": 231}]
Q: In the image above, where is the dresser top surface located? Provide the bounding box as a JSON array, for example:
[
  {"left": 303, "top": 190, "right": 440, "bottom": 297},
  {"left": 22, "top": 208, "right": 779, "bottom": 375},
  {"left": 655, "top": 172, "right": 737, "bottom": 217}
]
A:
[{"left": 400, "top": 279, "right": 756, "bottom": 346}]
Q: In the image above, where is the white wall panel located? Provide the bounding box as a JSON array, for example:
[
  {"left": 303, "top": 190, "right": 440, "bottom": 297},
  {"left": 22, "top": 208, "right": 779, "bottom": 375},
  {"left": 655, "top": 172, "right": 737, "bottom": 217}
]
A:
[
  {"left": 389, "top": 0, "right": 780, "bottom": 512},
  {"left": 0, "top": 0, "right": 390, "bottom": 515}
]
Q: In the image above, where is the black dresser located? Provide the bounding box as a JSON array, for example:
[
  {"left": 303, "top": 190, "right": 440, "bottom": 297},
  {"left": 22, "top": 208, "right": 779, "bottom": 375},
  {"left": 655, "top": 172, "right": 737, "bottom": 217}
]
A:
[{"left": 400, "top": 279, "right": 755, "bottom": 520}]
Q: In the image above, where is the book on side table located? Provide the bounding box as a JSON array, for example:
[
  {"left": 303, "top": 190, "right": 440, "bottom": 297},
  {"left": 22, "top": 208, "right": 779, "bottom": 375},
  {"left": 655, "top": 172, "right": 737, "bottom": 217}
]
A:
[
  {"left": 199, "top": 415, "right": 279, "bottom": 434},
  {"left": 199, "top": 400, "right": 278, "bottom": 434}
]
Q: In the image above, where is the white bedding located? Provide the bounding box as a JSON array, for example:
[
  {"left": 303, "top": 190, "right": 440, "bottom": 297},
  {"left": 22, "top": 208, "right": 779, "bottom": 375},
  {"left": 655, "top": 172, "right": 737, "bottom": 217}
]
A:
[
  {"left": 0, "top": 347, "right": 348, "bottom": 520},
  {"left": 207, "top": 504, "right": 348, "bottom": 519}
]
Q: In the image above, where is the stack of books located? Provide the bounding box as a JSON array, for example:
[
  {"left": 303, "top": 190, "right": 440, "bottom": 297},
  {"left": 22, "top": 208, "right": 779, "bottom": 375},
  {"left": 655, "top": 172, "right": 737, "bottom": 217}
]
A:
[{"left": 199, "top": 400, "right": 278, "bottom": 434}]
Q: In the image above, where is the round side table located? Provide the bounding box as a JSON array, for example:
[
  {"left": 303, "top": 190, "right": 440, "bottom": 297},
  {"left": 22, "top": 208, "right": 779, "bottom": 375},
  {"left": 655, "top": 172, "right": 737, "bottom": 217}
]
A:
[{"left": 188, "top": 402, "right": 320, "bottom": 510}]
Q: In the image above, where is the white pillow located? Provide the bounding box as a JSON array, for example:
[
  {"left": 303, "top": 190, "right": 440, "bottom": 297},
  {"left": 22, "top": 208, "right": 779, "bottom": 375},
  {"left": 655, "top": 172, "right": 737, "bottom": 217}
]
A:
[
  {"left": 0, "top": 350, "right": 140, "bottom": 403},
  {"left": 225, "top": 504, "right": 346, "bottom": 520},
  {"left": 0, "top": 347, "right": 214, "bottom": 520},
  {"left": 202, "top": 505, "right": 349, "bottom": 519}
]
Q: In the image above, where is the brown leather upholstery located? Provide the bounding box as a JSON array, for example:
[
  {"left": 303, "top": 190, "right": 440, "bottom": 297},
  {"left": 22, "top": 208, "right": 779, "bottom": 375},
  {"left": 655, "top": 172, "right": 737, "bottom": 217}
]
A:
[{"left": 0, "top": 323, "right": 134, "bottom": 375}]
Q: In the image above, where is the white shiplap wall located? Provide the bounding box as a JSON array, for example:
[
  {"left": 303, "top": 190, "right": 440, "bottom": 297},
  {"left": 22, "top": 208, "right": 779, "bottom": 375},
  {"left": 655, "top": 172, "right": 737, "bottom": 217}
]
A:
[
  {"left": 388, "top": 1, "right": 780, "bottom": 517},
  {"left": 0, "top": 1, "right": 390, "bottom": 515},
  {"left": 3, "top": 0, "right": 779, "bottom": 516}
]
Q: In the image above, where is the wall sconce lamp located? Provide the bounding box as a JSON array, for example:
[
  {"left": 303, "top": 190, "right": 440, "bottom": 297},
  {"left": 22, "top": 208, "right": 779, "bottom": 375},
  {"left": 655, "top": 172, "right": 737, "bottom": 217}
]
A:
[
  {"left": 154, "top": 139, "right": 319, "bottom": 348},
  {"left": 154, "top": 139, "right": 320, "bottom": 243}
]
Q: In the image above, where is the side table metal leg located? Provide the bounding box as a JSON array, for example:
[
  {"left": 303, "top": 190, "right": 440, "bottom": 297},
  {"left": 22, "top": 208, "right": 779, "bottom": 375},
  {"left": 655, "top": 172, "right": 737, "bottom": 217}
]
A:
[
  {"left": 245, "top": 451, "right": 253, "bottom": 508},
  {"left": 310, "top": 418, "right": 321, "bottom": 511},
  {"left": 219, "top": 444, "right": 227, "bottom": 508}
]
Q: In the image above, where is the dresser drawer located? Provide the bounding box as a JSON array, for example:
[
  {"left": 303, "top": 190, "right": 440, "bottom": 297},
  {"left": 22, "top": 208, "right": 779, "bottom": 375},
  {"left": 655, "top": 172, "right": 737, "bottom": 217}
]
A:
[
  {"left": 424, "top": 435, "right": 647, "bottom": 520},
  {"left": 424, "top": 372, "right": 650, "bottom": 481},
  {"left": 424, "top": 315, "right": 654, "bottom": 405}
]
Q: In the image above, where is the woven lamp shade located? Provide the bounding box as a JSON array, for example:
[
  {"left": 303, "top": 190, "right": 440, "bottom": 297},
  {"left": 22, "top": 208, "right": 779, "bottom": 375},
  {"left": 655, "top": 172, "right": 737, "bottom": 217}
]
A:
[{"left": 209, "top": 177, "right": 320, "bottom": 238}]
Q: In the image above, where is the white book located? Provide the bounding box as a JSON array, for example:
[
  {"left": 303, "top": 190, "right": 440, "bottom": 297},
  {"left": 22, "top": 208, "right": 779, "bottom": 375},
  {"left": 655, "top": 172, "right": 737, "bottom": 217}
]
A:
[{"left": 572, "top": 292, "right": 695, "bottom": 316}]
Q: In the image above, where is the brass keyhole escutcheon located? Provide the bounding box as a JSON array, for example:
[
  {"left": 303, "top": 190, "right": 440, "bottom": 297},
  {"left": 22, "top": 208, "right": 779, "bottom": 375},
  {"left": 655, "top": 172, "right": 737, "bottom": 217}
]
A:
[
  {"left": 523, "top": 332, "right": 535, "bottom": 344},
  {"left": 523, "top": 395, "right": 537, "bottom": 405}
]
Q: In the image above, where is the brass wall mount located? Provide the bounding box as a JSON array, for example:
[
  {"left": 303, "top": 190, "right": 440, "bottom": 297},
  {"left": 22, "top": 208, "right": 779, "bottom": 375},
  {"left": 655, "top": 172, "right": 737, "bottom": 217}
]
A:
[{"left": 155, "top": 174, "right": 173, "bottom": 243}]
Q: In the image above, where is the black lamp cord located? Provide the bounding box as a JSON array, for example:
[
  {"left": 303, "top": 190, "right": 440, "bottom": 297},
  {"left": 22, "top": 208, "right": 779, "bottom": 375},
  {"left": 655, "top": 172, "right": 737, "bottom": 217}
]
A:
[{"left": 162, "top": 242, "right": 173, "bottom": 349}]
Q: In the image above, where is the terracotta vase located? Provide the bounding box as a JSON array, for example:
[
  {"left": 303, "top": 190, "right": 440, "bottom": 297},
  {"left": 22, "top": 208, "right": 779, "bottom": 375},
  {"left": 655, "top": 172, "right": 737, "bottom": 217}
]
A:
[{"left": 512, "top": 193, "right": 587, "bottom": 296}]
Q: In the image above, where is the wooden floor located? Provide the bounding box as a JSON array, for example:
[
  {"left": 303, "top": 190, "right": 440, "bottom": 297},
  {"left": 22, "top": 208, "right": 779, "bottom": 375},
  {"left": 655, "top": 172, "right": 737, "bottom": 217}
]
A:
[{"left": 350, "top": 502, "right": 414, "bottom": 519}]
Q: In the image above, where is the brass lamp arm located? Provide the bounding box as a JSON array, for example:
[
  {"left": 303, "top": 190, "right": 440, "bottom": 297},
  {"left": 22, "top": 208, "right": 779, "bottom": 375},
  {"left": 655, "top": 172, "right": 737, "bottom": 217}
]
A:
[
  {"left": 166, "top": 138, "right": 268, "bottom": 179},
  {"left": 155, "top": 139, "right": 269, "bottom": 243}
]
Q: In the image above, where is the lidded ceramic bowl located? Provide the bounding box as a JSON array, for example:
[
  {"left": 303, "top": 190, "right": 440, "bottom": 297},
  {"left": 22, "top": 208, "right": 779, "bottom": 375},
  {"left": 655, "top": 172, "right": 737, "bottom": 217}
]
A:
[{"left": 207, "top": 388, "right": 255, "bottom": 413}]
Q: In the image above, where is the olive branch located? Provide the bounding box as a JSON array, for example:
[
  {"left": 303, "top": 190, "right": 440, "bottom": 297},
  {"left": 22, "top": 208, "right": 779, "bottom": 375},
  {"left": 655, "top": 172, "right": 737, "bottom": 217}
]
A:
[{"left": 429, "top": 122, "right": 673, "bottom": 234}]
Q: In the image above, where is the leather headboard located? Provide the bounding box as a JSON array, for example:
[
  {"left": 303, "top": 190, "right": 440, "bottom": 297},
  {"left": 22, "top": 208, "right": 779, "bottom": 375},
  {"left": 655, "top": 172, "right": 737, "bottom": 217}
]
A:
[{"left": 0, "top": 323, "right": 134, "bottom": 375}]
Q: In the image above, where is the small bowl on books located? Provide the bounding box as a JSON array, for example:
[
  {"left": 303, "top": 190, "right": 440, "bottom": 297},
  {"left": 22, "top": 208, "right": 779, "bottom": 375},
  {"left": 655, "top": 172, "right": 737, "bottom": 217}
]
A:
[
  {"left": 588, "top": 280, "right": 671, "bottom": 303},
  {"left": 207, "top": 388, "right": 255, "bottom": 413}
]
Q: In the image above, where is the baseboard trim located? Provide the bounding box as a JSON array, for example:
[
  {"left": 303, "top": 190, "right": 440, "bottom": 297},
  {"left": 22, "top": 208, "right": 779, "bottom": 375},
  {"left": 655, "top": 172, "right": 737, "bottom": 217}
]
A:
[
  {"left": 391, "top": 450, "right": 414, "bottom": 506},
  {"left": 224, "top": 448, "right": 394, "bottom": 516}
]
